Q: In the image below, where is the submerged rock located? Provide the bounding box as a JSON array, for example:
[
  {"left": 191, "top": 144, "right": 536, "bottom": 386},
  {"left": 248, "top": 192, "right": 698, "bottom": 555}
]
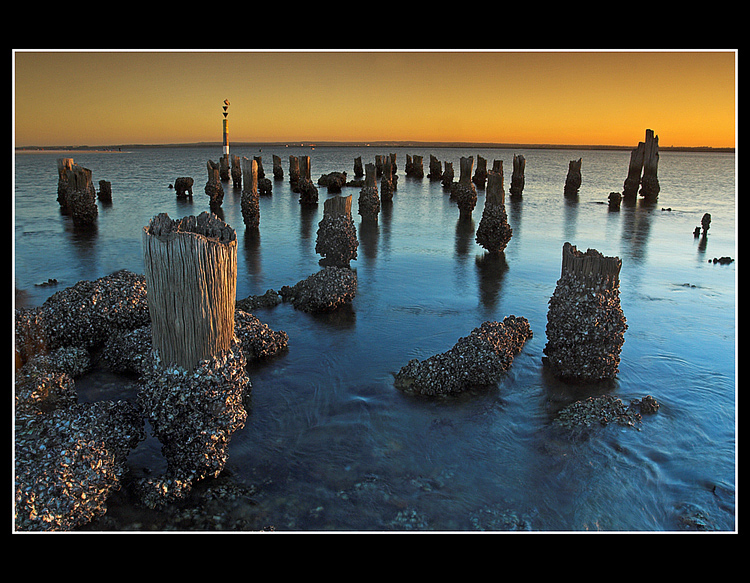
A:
[
  {"left": 552, "top": 394, "right": 660, "bottom": 436},
  {"left": 394, "top": 315, "right": 533, "bottom": 396}
]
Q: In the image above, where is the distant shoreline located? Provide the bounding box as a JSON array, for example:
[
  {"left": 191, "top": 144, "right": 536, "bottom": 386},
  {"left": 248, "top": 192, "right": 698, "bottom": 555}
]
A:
[{"left": 14, "top": 141, "right": 735, "bottom": 154}]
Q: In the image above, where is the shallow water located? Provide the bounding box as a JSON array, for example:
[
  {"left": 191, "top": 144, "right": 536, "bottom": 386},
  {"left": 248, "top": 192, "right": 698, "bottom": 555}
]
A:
[{"left": 14, "top": 145, "right": 736, "bottom": 531}]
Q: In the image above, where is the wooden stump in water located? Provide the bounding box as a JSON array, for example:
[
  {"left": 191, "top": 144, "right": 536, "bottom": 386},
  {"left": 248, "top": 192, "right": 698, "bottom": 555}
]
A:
[
  {"left": 564, "top": 158, "right": 582, "bottom": 197},
  {"left": 97, "top": 180, "right": 112, "bottom": 203},
  {"left": 241, "top": 157, "right": 260, "bottom": 228},
  {"left": 231, "top": 155, "right": 242, "bottom": 189},
  {"left": 174, "top": 177, "right": 194, "bottom": 198},
  {"left": 56, "top": 157, "right": 75, "bottom": 212},
  {"left": 219, "top": 155, "right": 230, "bottom": 182},
  {"left": 543, "top": 242, "right": 627, "bottom": 382},
  {"left": 315, "top": 195, "right": 358, "bottom": 267},
  {"left": 639, "top": 129, "right": 660, "bottom": 200},
  {"left": 205, "top": 160, "right": 224, "bottom": 206},
  {"left": 289, "top": 155, "right": 300, "bottom": 190},
  {"left": 141, "top": 212, "right": 237, "bottom": 371},
  {"left": 65, "top": 163, "right": 98, "bottom": 228},
  {"left": 451, "top": 156, "right": 477, "bottom": 218},
  {"left": 622, "top": 141, "right": 645, "bottom": 199},
  {"left": 509, "top": 154, "right": 525, "bottom": 197},
  {"left": 359, "top": 163, "right": 381, "bottom": 219},
  {"left": 428, "top": 155, "right": 443, "bottom": 180},
  {"left": 441, "top": 161, "right": 454, "bottom": 189},
  {"left": 353, "top": 156, "right": 363, "bottom": 178},
  {"left": 476, "top": 166, "right": 513, "bottom": 253},
  {"left": 472, "top": 155, "right": 488, "bottom": 188},
  {"left": 297, "top": 155, "right": 319, "bottom": 205},
  {"left": 272, "top": 154, "right": 284, "bottom": 180},
  {"left": 381, "top": 156, "right": 394, "bottom": 202}
]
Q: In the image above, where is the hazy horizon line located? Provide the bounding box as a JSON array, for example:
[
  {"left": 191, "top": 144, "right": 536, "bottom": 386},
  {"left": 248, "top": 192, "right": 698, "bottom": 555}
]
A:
[{"left": 14, "top": 139, "right": 736, "bottom": 153}]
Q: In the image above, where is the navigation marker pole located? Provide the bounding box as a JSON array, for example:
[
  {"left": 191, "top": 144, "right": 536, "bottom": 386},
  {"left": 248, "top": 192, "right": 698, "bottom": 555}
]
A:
[{"left": 222, "top": 99, "right": 230, "bottom": 157}]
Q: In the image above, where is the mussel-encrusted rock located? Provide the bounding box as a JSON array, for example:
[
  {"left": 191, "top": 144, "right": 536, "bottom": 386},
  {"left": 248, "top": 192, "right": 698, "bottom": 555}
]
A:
[{"left": 394, "top": 315, "right": 533, "bottom": 396}]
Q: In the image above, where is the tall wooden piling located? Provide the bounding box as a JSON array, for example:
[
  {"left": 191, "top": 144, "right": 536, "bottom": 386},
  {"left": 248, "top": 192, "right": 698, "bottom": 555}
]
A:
[
  {"left": 564, "top": 158, "right": 582, "bottom": 197},
  {"left": 56, "top": 157, "right": 75, "bottom": 212},
  {"left": 381, "top": 156, "right": 394, "bottom": 203},
  {"left": 428, "top": 155, "right": 443, "bottom": 180},
  {"left": 353, "top": 156, "right": 364, "bottom": 178},
  {"left": 241, "top": 157, "right": 260, "bottom": 228},
  {"left": 359, "top": 162, "right": 381, "bottom": 219},
  {"left": 639, "top": 129, "right": 660, "bottom": 200},
  {"left": 451, "top": 156, "right": 477, "bottom": 218},
  {"left": 289, "top": 155, "right": 300, "bottom": 189},
  {"left": 543, "top": 242, "right": 626, "bottom": 382},
  {"left": 622, "top": 141, "right": 645, "bottom": 199},
  {"left": 472, "top": 155, "right": 488, "bottom": 188},
  {"left": 476, "top": 166, "right": 512, "bottom": 253},
  {"left": 297, "top": 155, "right": 318, "bottom": 205},
  {"left": 441, "top": 161, "right": 454, "bottom": 189},
  {"left": 272, "top": 154, "right": 284, "bottom": 180},
  {"left": 231, "top": 155, "right": 242, "bottom": 189},
  {"left": 142, "top": 212, "right": 238, "bottom": 371},
  {"left": 509, "top": 154, "right": 526, "bottom": 197}
]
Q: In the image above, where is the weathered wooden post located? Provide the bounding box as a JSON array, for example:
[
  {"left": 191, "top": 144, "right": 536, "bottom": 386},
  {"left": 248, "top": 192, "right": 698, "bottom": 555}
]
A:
[
  {"left": 359, "top": 162, "right": 381, "bottom": 220},
  {"left": 56, "top": 157, "right": 75, "bottom": 212},
  {"left": 272, "top": 154, "right": 284, "bottom": 180},
  {"left": 472, "top": 155, "right": 488, "bottom": 188},
  {"left": 97, "top": 180, "right": 112, "bottom": 203},
  {"left": 622, "top": 141, "right": 645, "bottom": 200},
  {"left": 509, "top": 154, "right": 525, "bottom": 197},
  {"left": 428, "top": 155, "right": 443, "bottom": 180},
  {"left": 139, "top": 210, "right": 248, "bottom": 502},
  {"left": 254, "top": 156, "right": 272, "bottom": 195},
  {"left": 441, "top": 161, "right": 454, "bottom": 189},
  {"left": 315, "top": 195, "right": 358, "bottom": 267},
  {"left": 141, "top": 212, "right": 238, "bottom": 371},
  {"left": 543, "top": 242, "right": 627, "bottom": 382},
  {"left": 564, "top": 158, "right": 582, "bottom": 197},
  {"left": 639, "top": 129, "right": 660, "bottom": 200},
  {"left": 298, "top": 155, "right": 318, "bottom": 205},
  {"left": 205, "top": 160, "right": 224, "bottom": 206},
  {"left": 231, "top": 155, "right": 242, "bottom": 189},
  {"left": 451, "top": 156, "right": 477, "bottom": 218},
  {"left": 353, "top": 156, "right": 364, "bottom": 178},
  {"left": 475, "top": 166, "right": 512, "bottom": 252},
  {"left": 411, "top": 155, "right": 424, "bottom": 178},
  {"left": 241, "top": 157, "right": 259, "bottom": 229},
  {"left": 174, "top": 177, "right": 194, "bottom": 198},
  {"left": 289, "top": 155, "right": 300, "bottom": 190},
  {"left": 380, "top": 156, "right": 394, "bottom": 203},
  {"left": 65, "top": 163, "right": 98, "bottom": 228}
]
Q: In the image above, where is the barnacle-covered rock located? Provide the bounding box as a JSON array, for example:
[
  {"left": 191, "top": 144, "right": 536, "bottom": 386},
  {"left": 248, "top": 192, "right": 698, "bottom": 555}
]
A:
[
  {"left": 552, "top": 394, "right": 659, "bottom": 436},
  {"left": 14, "top": 399, "right": 146, "bottom": 531},
  {"left": 234, "top": 309, "right": 289, "bottom": 360},
  {"left": 394, "top": 316, "right": 533, "bottom": 396},
  {"left": 280, "top": 267, "right": 357, "bottom": 312},
  {"left": 14, "top": 270, "right": 150, "bottom": 364}
]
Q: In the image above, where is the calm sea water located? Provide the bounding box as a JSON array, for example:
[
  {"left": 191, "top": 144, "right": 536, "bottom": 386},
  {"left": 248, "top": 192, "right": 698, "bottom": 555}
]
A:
[{"left": 14, "top": 145, "right": 736, "bottom": 531}]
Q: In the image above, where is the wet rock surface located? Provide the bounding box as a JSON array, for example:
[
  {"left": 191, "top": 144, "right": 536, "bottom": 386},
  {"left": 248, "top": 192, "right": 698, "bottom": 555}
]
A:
[
  {"left": 394, "top": 316, "right": 533, "bottom": 396},
  {"left": 552, "top": 394, "right": 660, "bottom": 436},
  {"left": 280, "top": 267, "right": 357, "bottom": 313},
  {"left": 15, "top": 399, "right": 146, "bottom": 531}
]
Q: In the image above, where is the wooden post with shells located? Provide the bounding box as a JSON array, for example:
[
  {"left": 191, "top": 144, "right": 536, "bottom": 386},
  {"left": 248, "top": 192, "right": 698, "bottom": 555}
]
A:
[
  {"left": 315, "top": 195, "right": 359, "bottom": 267},
  {"left": 564, "top": 158, "right": 582, "bottom": 197},
  {"left": 358, "top": 162, "right": 381, "bottom": 220},
  {"left": 450, "top": 156, "right": 478, "bottom": 218},
  {"left": 475, "top": 166, "right": 512, "bottom": 252},
  {"left": 622, "top": 141, "right": 645, "bottom": 200},
  {"left": 142, "top": 212, "right": 238, "bottom": 371},
  {"left": 509, "top": 154, "right": 525, "bottom": 197},
  {"left": 241, "top": 157, "right": 259, "bottom": 229},
  {"left": 64, "top": 163, "right": 98, "bottom": 228},
  {"left": 205, "top": 160, "right": 224, "bottom": 207},
  {"left": 543, "top": 242, "right": 627, "bottom": 382}
]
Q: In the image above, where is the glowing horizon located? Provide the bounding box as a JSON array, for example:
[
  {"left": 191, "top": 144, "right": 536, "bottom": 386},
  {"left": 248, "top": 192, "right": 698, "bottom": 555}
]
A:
[{"left": 13, "top": 50, "right": 736, "bottom": 149}]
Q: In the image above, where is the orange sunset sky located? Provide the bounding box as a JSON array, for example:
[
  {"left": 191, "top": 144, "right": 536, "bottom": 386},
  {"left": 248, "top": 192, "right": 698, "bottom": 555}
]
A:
[{"left": 13, "top": 50, "right": 736, "bottom": 149}]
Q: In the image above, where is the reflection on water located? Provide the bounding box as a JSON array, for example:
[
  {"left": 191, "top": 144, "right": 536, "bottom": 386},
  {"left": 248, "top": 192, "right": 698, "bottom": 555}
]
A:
[{"left": 14, "top": 146, "right": 735, "bottom": 531}]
